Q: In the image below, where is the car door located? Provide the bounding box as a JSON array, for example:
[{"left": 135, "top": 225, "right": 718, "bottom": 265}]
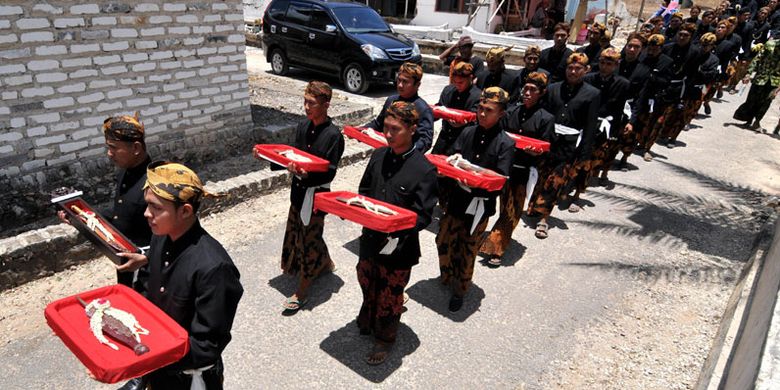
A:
[
  {"left": 282, "top": 1, "right": 312, "bottom": 65},
  {"left": 305, "top": 6, "right": 341, "bottom": 73}
]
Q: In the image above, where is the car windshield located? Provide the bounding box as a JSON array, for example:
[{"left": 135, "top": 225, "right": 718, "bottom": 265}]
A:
[{"left": 332, "top": 7, "right": 390, "bottom": 33}]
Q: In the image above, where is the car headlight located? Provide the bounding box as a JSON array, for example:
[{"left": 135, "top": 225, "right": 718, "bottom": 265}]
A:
[
  {"left": 362, "top": 44, "right": 388, "bottom": 60},
  {"left": 412, "top": 42, "right": 420, "bottom": 57}
]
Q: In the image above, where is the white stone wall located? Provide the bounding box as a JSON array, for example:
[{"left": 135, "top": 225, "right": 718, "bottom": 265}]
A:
[{"left": 0, "top": 1, "right": 252, "bottom": 230}]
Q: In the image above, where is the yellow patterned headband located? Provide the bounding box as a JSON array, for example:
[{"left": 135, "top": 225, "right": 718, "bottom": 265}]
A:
[{"left": 144, "top": 161, "right": 212, "bottom": 204}]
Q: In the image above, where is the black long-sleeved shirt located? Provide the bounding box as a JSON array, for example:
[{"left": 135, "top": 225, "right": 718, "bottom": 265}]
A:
[
  {"left": 139, "top": 222, "right": 243, "bottom": 371},
  {"left": 365, "top": 94, "right": 434, "bottom": 153},
  {"left": 443, "top": 55, "right": 485, "bottom": 76},
  {"left": 503, "top": 103, "right": 555, "bottom": 181},
  {"left": 358, "top": 147, "right": 438, "bottom": 268},
  {"left": 432, "top": 84, "right": 481, "bottom": 154},
  {"left": 102, "top": 155, "right": 152, "bottom": 248},
  {"left": 539, "top": 46, "right": 573, "bottom": 83},
  {"left": 446, "top": 124, "right": 515, "bottom": 218},
  {"left": 272, "top": 118, "right": 345, "bottom": 210},
  {"left": 584, "top": 72, "right": 631, "bottom": 137},
  {"left": 476, "top": 68, "right": 522, "bottom": 104},
  {"left": 545, "top": 81, "right": 601, "bottom": 163},
  {"left": 629, "top": 52, "right": 674, "bottom": 121}
]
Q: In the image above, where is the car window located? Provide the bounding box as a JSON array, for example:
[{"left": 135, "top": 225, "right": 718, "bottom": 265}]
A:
[
  {"left": 285, "top": 2, "right": 312, "bottom": 26},
  {"left": 332, "top": 7, "right": 390, "bottom": 33},
  {"left": 268, "top": 0, "right": 290, "bottom": 21},
  {"left": 309, "top": 8, "right": 335, "bottom": 32}
]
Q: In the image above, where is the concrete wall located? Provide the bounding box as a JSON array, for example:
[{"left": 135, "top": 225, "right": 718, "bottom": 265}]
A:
[
  {"left": 0, "top": 1, "right": 252, "bottom": 233},
  {"left": 412, "top": 0, "right": 501, "bottom": 32}
]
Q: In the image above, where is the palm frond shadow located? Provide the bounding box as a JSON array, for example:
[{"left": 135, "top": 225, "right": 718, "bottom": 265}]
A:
[
  {"left": 566, "top": 261, "right": 739, "bottom": 285},
  {"left": 569, "top": 220, "right": 683, "bottom": 248},
  {"left": 657, "top": 160, "right": 771, "bottom": 208}
]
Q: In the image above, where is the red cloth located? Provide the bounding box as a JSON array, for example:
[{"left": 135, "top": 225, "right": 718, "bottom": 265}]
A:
[
  {"left": 45, "top": 284, "right": 189, "bottom": 384},
  {"left": 313, "top": 191, "right": 417, "bottom": 233},
  {"left": 505, "top": 133, "right": 551, "bottom": 153},
  {"left": 253, "top": 144, "right": 330, "bottom": 172},
  {"left": 342, "top": 126, "right": 388, "bottom": 148},
  {"left": 426, "top": 154, "right": 507, "bottom": 192},
  {"left": 430, "top": 105, "right": 477, "bottom": 124}
]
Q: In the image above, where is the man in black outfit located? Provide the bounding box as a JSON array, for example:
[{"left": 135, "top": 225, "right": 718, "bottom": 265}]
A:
[
  {"left": 432, "top": 62, "right": 482, "bottom": 154},
  {"left": 539, "top": 22, "right": 574, "bottom": 83},
  {"left": 476, "top": 46, "right": 522, "bottom": 104}
]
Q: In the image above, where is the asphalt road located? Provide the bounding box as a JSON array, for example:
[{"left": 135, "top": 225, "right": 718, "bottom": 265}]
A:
[{"left": 2, "top": 49, "right": 780, "bottom": 389}]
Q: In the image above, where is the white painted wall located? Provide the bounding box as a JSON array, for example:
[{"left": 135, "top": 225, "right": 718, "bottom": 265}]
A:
[{"left": 411, "top": 0, "right": 502, "bottom": 33}]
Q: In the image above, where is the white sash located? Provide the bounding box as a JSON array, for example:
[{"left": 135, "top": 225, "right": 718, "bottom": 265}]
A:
[
  {"left": 649, "top": 99, "right": 655, "bottom": 113},
  {"left": 300, "top": 182, "right": 331, "bottom": 226},
  {"left": 380, "top": 237, "right": 399, "bottom": 255},
  {"left": 182, "top": 364, "right": 215, "bottom": 390},
  {"left": 465, "top": 197, "right": 488, "bottom": 234},
  {"left": 554, "top": 123, "right": 583, "bottom": 148},
  {"left": 598, "top": 116, "right": 613, "bottom": 139},
  {"left": 524, "top": 166, "right": 539, "bottom": 208},
  {"left": 623, "top": 99, "right": 633, "bottom": 117}
]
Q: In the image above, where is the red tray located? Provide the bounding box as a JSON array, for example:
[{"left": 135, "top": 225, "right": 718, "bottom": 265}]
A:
[
  {"left": 253, "top": 144, "right": 330, "bottom": 172},
  {"left": 343, "top": 126, "right": 388, "bottom": 148},
  {"left": 430, "top": 105, "right": 476, "bottom": 124},
  {"left": 426, "top": 154, "right": 507, "bottom": 192},
  {"left": 505, "top": 132, "right": 550, "bottom": 153},
  {"left": 56, "top": 198, "right": 139, "bottom": 264},
  {"left": 313, "top": 191, "right": 417, "bottom": 233},
  {"left": 44, "top": 284, "right": 189, "bottom": 384}
]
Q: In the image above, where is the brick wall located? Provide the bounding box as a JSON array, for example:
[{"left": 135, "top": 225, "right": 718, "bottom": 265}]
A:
[{"left": 0, "top": 1, "right": 252, "bottom": 234}]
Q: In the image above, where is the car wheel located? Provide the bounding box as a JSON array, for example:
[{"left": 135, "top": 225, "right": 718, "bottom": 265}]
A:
[
  {"left": 270, "top": 49, "right": 289, "bottom": 75},
  {"left": 343, "top": 63, "right": 369, "bottom": 94}
]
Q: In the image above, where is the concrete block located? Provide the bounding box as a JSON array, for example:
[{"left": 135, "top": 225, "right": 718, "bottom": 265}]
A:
[
  {"left": 167, "top": 102, "right": 188, "bottom": 111},
  {"left": 2, "top": 91, "right": 19, "bottom": 100},
  {"left": 163, "top": 3, "right": 187, "bottom": 12},
  {"left": 96, "top": 101, "right": 122, "bottom": 112},
  {"left": 0, "top": 132, "right": 22, "bottom": 142},
  {"left": 178, "top": 90, "right": 199, "bottom": 99},
  {"left": 44, "top": 96, "right": 75, "bottom": 109},
  {"left": 218, "top": 45, "right": 237, "bottom": 54},
  {"left": 193, "top": 26, "right": 214, "bottom": 34},
  {"left": 82, "top": 116, "right": 105, "bottom": 127},
  {"left": 231, "top": 73, "right": 248, "bottom": 81},
  {"left": 48, "top": 153, "right": 76, "bottom": 165},
  {"left": 149, "top": 51, "right": 173, "bottom": 60},
  {"left": 212, "top": 75, "right": 229, "bottom": 83},
  {"left": 28, "top": 59, "right": 60, "bottom": 71},
  {"left": 200, "top": 87, "right": 220, "bottom": 95},
  {"left": 191, "top": 98, "right": 211, "bottom": 107},
  {"left": 0, "top": 20, "right": 10, "bottom": 29},
  {"left": 141, "top": 106, "right": 164, "bottom": 116},
  {"left": 100, "top": 65, "right": 127, "bottom": 75},
  {"left": 17, "top": 18, "right": 50, "bottom": 30},
  {"left": 21, "top": 32, "right": 54, "bottom": 42},
  {"left": 188, "top": 3, "right": 210, "bottom": 11},
  {"left": 149, "top": 15, "right": 172, "bottom": 24},
  {"left": 60, "top": 141, "right": 89, "bottom": 153},
  {"left": 33, "top": 148, "right": 53, "bottom": 158},
  {"left": 88, "top": 79, "right": 116, "bottom": 89},
  {"left": 148, "top": 74, "right": 172, "bottom": 82},
  {"left": 159, "top": 61, "right": 182, "bottom": 70},
  {"left": 21, "top": 86, "right": 55, "bottom": 98},
  {"left": 102, "top": 41, "right": 129, "bottom": 51},
  {"left": 70, "top": 43, "right": 100, "bottom": 54},
  {"left": 131, "top": 62, "right": 156, "bottom": 72},
  {"left": 57, "top": 31, "right": 76, "bottom": 41},
  {"left": 168, "top": 27, "right": 190, "bottom": 35},
  {"left": 100, "top": 3, "right": 132, "bottom": 13},
  {"left": 122, "top": 53, "right": 148, "bottom": 62},
  {"left": 54, "top": 18, "right": 85, "bottom": 28},
  {"left": 212, "top": 3, "right": 229, "bottom": 11},
  {"left": 30, "top": 113, "right": 60, "bottom": 124},
  {"left": 107, "top": 88, "right": 132, "bottom": 99},
  {"left": 0, "top": 6, "right": 23, "bottom": 16},
  {"left": 183, "top": 37, "right": 204, "bottom": 45},
  {"left": 61, "top": 58, "right": 92, "bottom": 68},
  {"left": 142, "top": 28, "right": 166, "bottom": 38},
  {"left": 198, "top": 67, "right": 218, "bottom": 76},
  {"left": 33, "top": 4, "right": 64, "bottom": 14},
  {"left": 91, "top": 16, "right": 117, "bottom": 26},
  {"left": 118, "top": 16, "right": 138, "bottom": 24},
  {"left": 35, "top": 72, "right": 68, "bottom": 83},
  {"left": 163, "top": 82, "right": 185, "bottom": 92},
  {"left": 225, "top": 14, "right": 244, "bottom": 22},
  {"left": 35, "top": 45, "right": 68, "bottom": 56},
  {"left": 0, "top": 47, "right": 32, "bottom": 59},
  {"left": 22, "top": 160, "right": 46, "bottom": 171},
  {"left": 126, "top": 98, "right": 150, "bottom": 108},
  {"left": 93, "top": 54, "right": 121, "bottom": 65},
  {"left": 208, "top": 56, "right": 228, "bottom": 64},
  {"left": 35, "top": 134, "right": 66, "bottom": 146},
  {"left": 183, "top": 59, "right": 204, "bottom": 68},
  {"left": 136, "top": 85, "right": 159, "bottom": 94},
  {"left": 134, "top": 3, "right": 160, "bottom": 12},
  {"left": 176, "top": 15, "right": 199, "bottom": 24},
  {"left": 70, "top": 4, "right": 100, "bottom": 14},
  {"left": 4, "top": 75, "right": 33, "bottom": 86},
  {"left": 203, "top": 15, "right": 221, "bottom": 23},
  {"left": 111, "top": 28, "right": 137, "bottom": 38},
  {"left": 50, "top": 121, "right": 80, "bottom": 132},
  {"left": 220, "top": 64, "right": 239, "bottom": 73},
  {"left": 135, "top": 40, "right": 158, "bottom": 49},
  {"left": 120, "top": 76, "right": 144, "bottom": 85},
  {"left": 57, "top": 83, "right": 87, "bottom": 93},
  {"left": 70, "top": 69, "right": 99, "bottom": 79},
  {"left": 81, "top": 29, "right": 109, "bottom": 40},
  {"left": 173, "top": 48, "right": 195, "bottom": 58},
  {"left": 10, "top": 117, "right": 26, "bottom": 128},
  {"left": 175, "top": 70, "right": 196, "bottom": 79},
  {"left": 153, "top": 94, "right": 175, "bottom": 103},
  {"left": 27, "top": 126, "right": 46, "bottom": 136}
]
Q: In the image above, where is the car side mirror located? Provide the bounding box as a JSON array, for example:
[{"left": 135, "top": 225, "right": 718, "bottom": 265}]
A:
[{"left": 325, "top": 24, "right": 337, "bottom": 33}]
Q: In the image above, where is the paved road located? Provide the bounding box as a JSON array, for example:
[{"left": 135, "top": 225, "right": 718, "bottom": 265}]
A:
[{"left": 2, "top": 50, "right": 780, "bottom": 389}]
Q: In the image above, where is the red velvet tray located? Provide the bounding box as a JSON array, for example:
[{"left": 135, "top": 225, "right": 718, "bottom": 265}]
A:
[
  {"left": 426, "top": 154, "right": 507, "bottom": 192},
  {"left": 44, "top": 284, "right": 189, "bottom": 384},
  {"left": 431, "top": 105, "right": 477, "bottom": 124},
  {"left": 342, "top": 126, "right": 388, "bottom": 148},
  {"left": 505, "top": 132, "right": 551, "bottom": 153},
  {"left": 253, "top": 144, "right": 330, "bottom": 172},
  {"left": 57, "top": 198, "right": 139, "bottom": 264},
  {"left": 313, "top": 191, "right": 417, "bottom": 233}
]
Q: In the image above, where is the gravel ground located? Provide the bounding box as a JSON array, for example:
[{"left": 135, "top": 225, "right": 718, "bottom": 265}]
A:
[{"left": 1, "top": 49, "right": 779, "bottom": 389}]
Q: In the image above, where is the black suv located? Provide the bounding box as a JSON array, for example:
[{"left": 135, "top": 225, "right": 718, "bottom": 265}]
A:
[{"left": 262, "top": 0, "right": 422, "bottom": 94}]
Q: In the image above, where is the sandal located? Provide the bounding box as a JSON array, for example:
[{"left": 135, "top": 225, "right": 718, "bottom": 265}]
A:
[
  {"left": 568, "top": 203, "right": 582, "bottom": 213},
  {"left": 282, "top": 295, "right": 308, "bottom": 312},
  {"left": 535, "top": 222, "right": 548, "bottom": 239},
  {"left": 366, "top": 342, "right": 392, "bottom": 365},
  {"left": 487, "top": 256, "right": 502, "bottom": 267},
  {"left": 403, "top": 292, "right": 409, "bottom": 304}
]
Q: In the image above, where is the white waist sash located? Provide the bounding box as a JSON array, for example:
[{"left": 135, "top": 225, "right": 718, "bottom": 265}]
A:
[
  {"left": 182, "top": 364, "right": 215, "bottom": 390},
  {"left": 554, "top": 123, "right": 583, "bottom": 148},
  {"left": 300, "top": 182, "right": 331, "bottom": 226}
]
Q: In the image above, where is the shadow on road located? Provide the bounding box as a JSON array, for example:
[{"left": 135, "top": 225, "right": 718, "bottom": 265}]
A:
[
  {"left": 406, "top": 277, "right": 484, "bottom": 322},
  {"left": 319, "top": 320, "right": 420, "bottom": 383},
  {"left": 267, "top": 272, "right": 345, "bottom": 313},
  {"left": 565, "top": 260, "right": 740, "bottom": 285}
]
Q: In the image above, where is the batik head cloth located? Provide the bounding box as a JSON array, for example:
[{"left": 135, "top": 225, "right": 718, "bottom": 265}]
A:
[
  {"left": 600, "top": 47, "right": 621, "bottom": 61},
  {"left": 103, "top": 113, "right": 144, "bottom": 142},
  {"left": 386, "top": 101, "right": 419, "bottom": 127},
  {"left": 452, "top": 61, "right": 474, "bottom": 77},
  {"left": 648, "top": 34, "right": 666, "bottom": 46},
  {"left": 486, "top": 46, "right": 512, "bottom": 63},
  {"left": 590, "top": 22, "right": 607, "bottom": 35},
  {"left": 700, "top": 32, "right": 717, "bottom": 45},
  {"left": 144, "top": 161, "right": 211, "bottom": 204},
  {"left": 481, "top": 86, "right": 509, "bottom": 107},
  {"left": 398, "top": 62, "right": 423, "bottom": 83},
  {"left": 567, "top": 52, "right": 589, "bottom": 66},
  {"left": 524, "top": 45, "right": 541, "bottom": 58},
  {"left": 526, "top": 72, "right": 549, "bottom": 91}
]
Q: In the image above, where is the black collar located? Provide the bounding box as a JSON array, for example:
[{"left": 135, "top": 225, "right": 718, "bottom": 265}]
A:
[{"left": 166, "top": 220, "right": 204, "bottom": 258}]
